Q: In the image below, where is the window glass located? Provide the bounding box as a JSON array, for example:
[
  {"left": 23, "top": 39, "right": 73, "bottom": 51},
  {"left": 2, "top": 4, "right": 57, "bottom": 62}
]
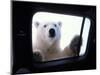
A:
[{"left": 32, "top": 12, "right": 90, "bottom": 61}]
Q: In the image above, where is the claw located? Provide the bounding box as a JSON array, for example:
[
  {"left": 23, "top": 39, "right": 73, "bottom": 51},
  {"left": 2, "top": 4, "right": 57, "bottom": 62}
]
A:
[
  {"left": 70, "top": 35, "right": 82, "bottom": 55},
  {"left": 33, "top": 52, "right": 42, "bottom": 62}
]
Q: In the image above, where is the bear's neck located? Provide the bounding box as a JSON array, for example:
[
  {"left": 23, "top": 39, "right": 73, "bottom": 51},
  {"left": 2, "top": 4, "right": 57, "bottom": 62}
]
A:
[
  {"left": 35, "top": 37, "right": 51, "bottom": 51},
  {"left": 47, "top": 41, "right": 61, "bottom": 53},
  {"left": 35, "top": 38, "right": 61, "bottom": 53}
]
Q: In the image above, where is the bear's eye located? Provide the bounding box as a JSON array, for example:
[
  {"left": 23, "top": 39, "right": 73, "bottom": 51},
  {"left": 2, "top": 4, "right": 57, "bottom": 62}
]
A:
[
  {"left": 54, "top": 24, "right": 57, "bottom": 27},
  {"left": 44, "top": 25, "right": 47, "bottom": 28}
]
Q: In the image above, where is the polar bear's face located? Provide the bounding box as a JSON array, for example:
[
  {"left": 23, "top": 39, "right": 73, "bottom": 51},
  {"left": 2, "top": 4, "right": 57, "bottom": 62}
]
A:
[{"left": 34, "top": 21, "right": 61, "bottom": 46}]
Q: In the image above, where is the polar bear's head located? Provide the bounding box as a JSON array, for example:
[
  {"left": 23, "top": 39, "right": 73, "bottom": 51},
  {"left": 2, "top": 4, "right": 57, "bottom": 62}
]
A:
[{"left": 34, "top": 21, "right": 62, "bottom": 46}]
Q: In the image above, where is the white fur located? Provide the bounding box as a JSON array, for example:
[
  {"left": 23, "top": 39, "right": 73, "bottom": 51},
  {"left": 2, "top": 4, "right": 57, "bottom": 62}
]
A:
[{"left": 32, "top": 21, "right": 76, "bottom": 61}]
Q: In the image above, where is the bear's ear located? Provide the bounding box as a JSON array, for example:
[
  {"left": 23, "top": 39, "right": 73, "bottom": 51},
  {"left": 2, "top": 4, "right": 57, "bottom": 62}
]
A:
[
  {"left": 34, "top": 21, "right": 39, "bottom": 28},
  {"left": 58, "top": 21, "right": 62, "bottom": 27}
]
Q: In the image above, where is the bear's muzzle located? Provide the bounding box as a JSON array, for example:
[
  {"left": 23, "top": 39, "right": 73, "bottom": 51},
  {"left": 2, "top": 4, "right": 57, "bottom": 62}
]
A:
[{"left": 49, "top": 28, "right": 55, "bottom": 38}]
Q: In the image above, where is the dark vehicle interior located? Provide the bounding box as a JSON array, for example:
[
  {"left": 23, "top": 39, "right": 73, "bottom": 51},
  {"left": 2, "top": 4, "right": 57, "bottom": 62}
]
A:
[{"left": 12, "top": 1, "right": 96, "bottom": 74}]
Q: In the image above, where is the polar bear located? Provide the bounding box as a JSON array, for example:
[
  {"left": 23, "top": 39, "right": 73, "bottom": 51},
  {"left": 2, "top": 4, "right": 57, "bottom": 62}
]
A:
[{"left": 32, "top": 21, "right": 82, "bottom": 62}]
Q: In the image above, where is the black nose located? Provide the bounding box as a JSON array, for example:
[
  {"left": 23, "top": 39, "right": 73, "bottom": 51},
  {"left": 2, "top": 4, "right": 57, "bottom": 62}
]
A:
[{"left": 49, "top": 28, "right": 55, "bottom": 37}]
